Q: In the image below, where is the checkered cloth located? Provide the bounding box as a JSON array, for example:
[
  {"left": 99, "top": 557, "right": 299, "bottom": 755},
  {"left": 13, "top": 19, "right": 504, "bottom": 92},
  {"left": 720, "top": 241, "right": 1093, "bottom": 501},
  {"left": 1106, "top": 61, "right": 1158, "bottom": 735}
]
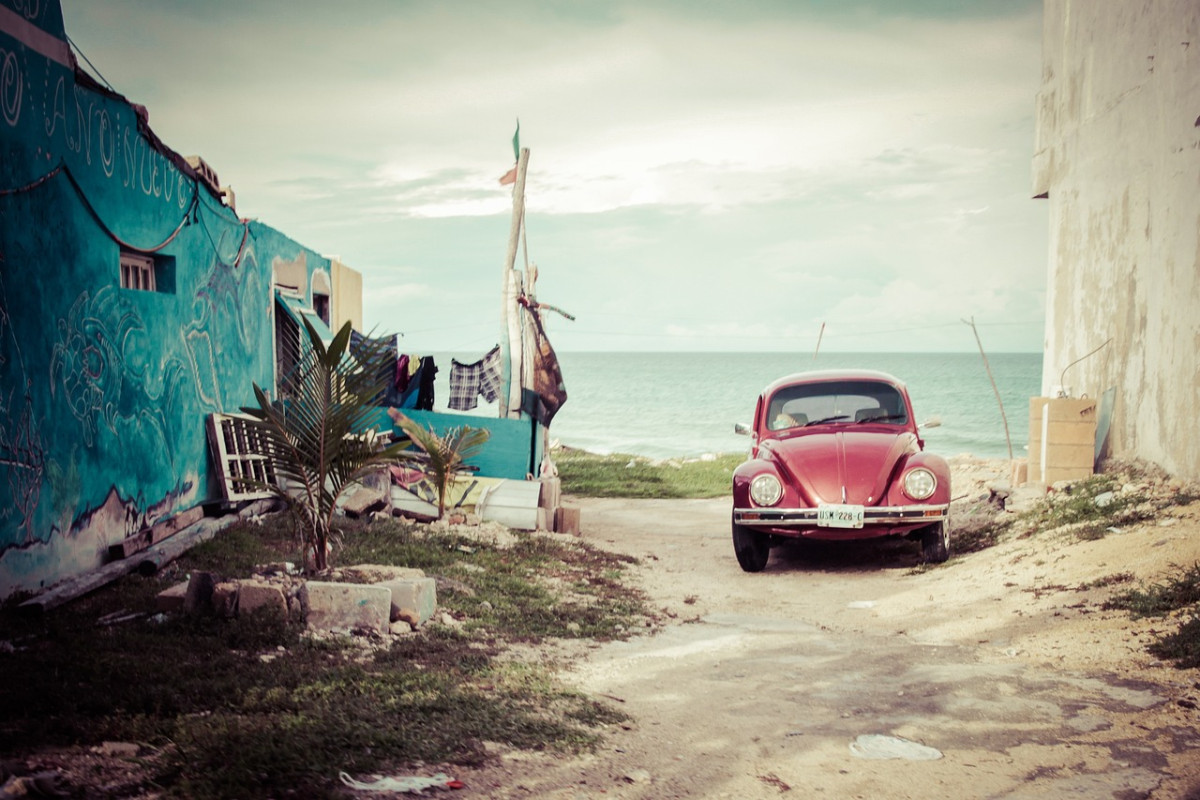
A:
[{"left": 448, "top": 346, "right": 501, "bottom": 411}]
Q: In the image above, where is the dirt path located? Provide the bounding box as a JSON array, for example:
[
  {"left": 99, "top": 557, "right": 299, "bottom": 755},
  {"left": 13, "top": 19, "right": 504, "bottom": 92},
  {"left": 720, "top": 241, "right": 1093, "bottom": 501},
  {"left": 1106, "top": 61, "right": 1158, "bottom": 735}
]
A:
[{"left": 460, "top": 463, "right": 1200, "bottom": 799}]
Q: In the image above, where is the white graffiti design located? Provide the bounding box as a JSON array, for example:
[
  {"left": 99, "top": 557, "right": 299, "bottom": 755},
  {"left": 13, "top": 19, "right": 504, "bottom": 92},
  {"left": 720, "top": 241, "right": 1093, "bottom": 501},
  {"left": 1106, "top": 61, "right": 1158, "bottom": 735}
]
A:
[{"left": 1, "top": 49, "right": 20, "bottom": 127}]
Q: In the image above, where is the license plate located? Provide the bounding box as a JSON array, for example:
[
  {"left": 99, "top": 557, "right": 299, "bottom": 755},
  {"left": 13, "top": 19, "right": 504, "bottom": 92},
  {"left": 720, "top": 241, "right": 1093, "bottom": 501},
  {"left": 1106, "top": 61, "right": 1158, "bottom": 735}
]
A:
[{"left": 817, "top": 504, "right": 864, "bottom": 529}]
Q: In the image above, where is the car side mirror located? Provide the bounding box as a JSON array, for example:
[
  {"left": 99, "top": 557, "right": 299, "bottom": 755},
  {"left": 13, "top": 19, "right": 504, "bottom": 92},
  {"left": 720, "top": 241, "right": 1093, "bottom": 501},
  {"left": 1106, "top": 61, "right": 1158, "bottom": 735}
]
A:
[
  {"left": 919, "top": 415, "right": 942, "bottom": 430},
  {"left": 734, "top": 422, "right": 752, "bottom": 436}
]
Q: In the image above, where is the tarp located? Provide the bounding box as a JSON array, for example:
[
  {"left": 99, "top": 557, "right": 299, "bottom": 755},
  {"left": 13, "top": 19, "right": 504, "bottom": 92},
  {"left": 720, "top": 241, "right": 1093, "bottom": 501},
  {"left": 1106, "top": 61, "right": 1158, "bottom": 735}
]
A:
[{"left": 275, "top": 290, "right": 334, "bottom": 346}]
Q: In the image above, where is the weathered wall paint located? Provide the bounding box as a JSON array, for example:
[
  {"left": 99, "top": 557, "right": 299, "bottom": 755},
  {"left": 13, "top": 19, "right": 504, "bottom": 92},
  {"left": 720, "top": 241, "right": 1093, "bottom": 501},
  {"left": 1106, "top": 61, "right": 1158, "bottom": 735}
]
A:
[
  {"left": 0, "top": 1, "right": 338, "bottom": 598},
  {"left": 369, "top": 408, "right": 543, "bottom": 482},
  {"left": 1034, "top": 1, "right": 1200, "bottom": 479}
]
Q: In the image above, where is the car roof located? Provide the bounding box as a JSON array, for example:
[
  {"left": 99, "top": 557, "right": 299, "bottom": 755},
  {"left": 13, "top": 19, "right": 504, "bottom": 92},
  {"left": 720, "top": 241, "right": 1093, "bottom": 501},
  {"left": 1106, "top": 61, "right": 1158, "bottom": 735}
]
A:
[{"left": 760, "top": 369, "right": 908, "bottom": 397}]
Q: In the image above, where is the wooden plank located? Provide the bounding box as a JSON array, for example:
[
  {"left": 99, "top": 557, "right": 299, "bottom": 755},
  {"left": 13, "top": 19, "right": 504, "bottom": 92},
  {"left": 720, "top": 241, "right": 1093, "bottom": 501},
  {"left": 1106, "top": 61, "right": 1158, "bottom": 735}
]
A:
[
  {"left": 21, "top": 516, "right": 232, "bottom": 614},
  {"left": 108, "top": 505, "right": 205, "bottom": 560}
]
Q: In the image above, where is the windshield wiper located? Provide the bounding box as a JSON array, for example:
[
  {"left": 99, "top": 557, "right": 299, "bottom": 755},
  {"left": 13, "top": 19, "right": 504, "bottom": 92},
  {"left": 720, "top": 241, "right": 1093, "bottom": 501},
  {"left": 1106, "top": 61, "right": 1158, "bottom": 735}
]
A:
[
  {"left": 805, "top": 415, "right": 849, "bottom": 426},
  {"left": 855, "top": 414, "right": 906, "bottom": 424}
]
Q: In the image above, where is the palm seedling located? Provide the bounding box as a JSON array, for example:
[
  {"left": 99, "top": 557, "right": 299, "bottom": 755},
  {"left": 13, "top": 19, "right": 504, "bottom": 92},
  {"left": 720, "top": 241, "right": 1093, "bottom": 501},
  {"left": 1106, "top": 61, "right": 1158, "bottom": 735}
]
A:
[
  {"left": 240, "top": 318, "right": 413, "bottom": 571},
  {"left": 388, "top": 410, "right": 490, "bottom": 519}
]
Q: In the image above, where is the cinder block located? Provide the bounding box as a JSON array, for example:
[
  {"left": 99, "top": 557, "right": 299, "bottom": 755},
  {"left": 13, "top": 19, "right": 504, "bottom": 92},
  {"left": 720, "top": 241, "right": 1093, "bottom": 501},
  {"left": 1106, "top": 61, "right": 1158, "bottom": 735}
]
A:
[
  {"left": 237, "top": 580, "right": 287, "bottom": 617},
  {"left": 301, "top": 581, "right": 391, "bottom": 634},
  {"left": 377, "top": 577, "right": 438, "bottom": 626}
]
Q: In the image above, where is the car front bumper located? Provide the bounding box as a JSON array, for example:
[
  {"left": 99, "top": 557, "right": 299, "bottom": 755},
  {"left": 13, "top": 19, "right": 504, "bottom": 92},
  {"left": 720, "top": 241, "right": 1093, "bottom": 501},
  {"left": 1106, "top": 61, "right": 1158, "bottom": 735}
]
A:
[{"left": 734, "top": 503, "right": 948, "bottom": 529}]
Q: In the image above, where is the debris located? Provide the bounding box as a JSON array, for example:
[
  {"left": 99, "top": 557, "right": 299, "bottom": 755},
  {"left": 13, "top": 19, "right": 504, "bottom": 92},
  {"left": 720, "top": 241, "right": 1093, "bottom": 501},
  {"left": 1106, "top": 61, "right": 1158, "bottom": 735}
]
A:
[
  {"left": 849, "top": 734, "right": 942, "bottom": 761},
  {"left": 339, "top": 771, "right": 463, "bottom": 794}
]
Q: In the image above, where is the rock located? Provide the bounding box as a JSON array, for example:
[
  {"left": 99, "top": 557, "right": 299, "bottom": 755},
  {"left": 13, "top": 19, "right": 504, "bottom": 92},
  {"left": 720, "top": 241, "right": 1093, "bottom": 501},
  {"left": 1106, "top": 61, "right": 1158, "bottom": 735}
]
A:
[
  {"left": 623, "top": 769, "right": 652, "bottom": 784},
  {"left": 1094, "top": 491, "right": 1116, "bottom": 508},
  {"left": 212, "top": 582, "right": 239, "bottom": 618},
  {"left": 238, "top": 580, "right": 288, "bottom": 617},
  {"left": 155, "top": 580, "right": 189, "bottom": 613},
  {"left": 183, "top": 571, "right": 217, "bottom": 615}
]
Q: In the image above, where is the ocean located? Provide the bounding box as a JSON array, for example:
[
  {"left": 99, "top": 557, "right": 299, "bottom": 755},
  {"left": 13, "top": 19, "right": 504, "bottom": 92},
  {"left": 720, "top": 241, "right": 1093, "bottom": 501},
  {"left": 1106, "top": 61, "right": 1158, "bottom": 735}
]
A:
[{"left": 431, "top": 351, "right": 1043, "bottom": 461}]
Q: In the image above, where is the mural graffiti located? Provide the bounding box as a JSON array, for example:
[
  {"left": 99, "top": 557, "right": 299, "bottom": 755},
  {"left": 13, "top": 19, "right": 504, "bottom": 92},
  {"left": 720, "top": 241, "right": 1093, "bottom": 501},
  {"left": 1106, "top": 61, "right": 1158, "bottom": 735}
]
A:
[
  {"left": 1, "top": 47, "right": 21, "bottom": 127},
  {"left": 49, "top": 286, "right": 183, "bottom": 462},
  {"left": 0, "top": 268, "right": 46, "bottom": 540}
]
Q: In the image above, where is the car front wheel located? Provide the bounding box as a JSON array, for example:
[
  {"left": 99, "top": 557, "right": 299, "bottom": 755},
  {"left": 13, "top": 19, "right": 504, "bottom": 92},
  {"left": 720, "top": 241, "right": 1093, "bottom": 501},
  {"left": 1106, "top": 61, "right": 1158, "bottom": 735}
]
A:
[
  {"left": 920, "top": 521, "right": 949, "bottom": 563},
  {"left": 732, "top": 521, "right": 770, "bottom": 572}
]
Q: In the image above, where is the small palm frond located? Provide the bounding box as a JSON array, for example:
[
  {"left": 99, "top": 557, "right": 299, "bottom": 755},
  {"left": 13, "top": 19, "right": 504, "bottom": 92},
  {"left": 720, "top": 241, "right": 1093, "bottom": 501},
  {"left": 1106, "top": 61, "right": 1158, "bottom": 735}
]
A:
[{"left": 240, "top": 318, "right": 412, "bottom": 569}]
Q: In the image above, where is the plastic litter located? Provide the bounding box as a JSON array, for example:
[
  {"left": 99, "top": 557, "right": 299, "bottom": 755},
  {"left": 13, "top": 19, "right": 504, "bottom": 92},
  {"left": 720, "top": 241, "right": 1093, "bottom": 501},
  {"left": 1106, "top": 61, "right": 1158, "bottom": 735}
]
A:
[
  {"left": 339, "top": 772, "right": 463, "bottom": 794},
  {"left": 849, "top": 734, "right": 942, "bottom": 761}
]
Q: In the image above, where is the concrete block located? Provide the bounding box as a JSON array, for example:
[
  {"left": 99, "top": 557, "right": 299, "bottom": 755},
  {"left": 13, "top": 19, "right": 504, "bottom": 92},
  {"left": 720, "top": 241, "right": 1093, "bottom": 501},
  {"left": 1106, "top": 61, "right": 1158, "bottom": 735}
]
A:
[
  {"left": 376, "top": 577, "right": 437, "bottom": 626},
  {"left": 237, "top": 580, "right": 288, "bottom": 617},
  {"left": 342, "top": 564, "right": 426, "bottom": 582},
  {"left": 301, "top": 581, "right": 391, "bottom": 634},
  {"left": 156, "top": 580, "right": 189, "bottom": 613}
]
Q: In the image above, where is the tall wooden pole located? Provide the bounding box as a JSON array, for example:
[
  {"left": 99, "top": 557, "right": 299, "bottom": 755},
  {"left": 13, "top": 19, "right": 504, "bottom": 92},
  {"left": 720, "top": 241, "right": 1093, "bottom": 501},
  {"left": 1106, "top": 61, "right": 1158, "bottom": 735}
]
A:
[{"left": 499, "top": 148, "right": 530, "bottom": 418}]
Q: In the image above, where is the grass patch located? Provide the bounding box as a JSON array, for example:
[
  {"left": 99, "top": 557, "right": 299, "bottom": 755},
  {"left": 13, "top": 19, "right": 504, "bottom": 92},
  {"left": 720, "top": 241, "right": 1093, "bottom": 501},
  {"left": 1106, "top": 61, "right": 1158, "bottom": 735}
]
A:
[
  {"left": 1103, "top": 562, "right": 1200, "bottom": 670},
  {"left": 554, "top": 448, "right": 744, "bottom": 499},
  {"left": 1104, "top": 562, "right": 1200, "bottom": 618},
  {"left": 0, "top": 515, "right": 646, "bottom": 799},
  {"left": 1017, "top": 474, "right": 1155, "bottom": 541}
]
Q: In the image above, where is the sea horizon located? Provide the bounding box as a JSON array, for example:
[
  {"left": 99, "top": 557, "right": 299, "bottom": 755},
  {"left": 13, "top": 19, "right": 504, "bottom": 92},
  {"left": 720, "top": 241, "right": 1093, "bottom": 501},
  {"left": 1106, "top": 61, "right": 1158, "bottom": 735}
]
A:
[{"left": 430, "top": 350, "right": 1044, "bottom": 462}]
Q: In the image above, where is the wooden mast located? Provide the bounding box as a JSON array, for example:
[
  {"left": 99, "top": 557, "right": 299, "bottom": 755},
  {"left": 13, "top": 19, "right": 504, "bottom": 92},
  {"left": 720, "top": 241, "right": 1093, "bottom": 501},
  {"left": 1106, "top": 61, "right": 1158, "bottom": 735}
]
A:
[{"left": 499, "top": 146, "right": 530, "bottom": 418}]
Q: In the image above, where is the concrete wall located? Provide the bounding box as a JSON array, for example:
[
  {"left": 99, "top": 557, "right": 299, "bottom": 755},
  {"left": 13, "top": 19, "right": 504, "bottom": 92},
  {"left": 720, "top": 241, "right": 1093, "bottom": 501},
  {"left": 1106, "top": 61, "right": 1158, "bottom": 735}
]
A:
[
  {"left": 330, "top": 257, "right": 363, "bottom": 333},
  {"left": 0, "top": 1, "right": 354, "bottom": 598},
  {"left": 1033, "top": 0, "right": 1200, "bottom": 479}
]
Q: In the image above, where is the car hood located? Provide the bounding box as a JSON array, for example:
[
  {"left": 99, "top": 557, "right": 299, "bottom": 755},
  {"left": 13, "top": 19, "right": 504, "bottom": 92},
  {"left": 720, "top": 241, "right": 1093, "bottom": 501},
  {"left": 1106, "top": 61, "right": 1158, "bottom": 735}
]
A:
[{"left": 759, "top": 429, "right": 920, "bottom": 506}]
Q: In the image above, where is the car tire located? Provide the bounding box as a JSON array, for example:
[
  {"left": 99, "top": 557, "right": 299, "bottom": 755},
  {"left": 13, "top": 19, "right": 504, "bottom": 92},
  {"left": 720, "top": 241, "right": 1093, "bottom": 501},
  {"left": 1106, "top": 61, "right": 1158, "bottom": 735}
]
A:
[
  {"left": 920, "top": 521, "right": 949, "bottom": 563},
  {"left": 732, "top": 521, "right": 770, "bottom": 572}
]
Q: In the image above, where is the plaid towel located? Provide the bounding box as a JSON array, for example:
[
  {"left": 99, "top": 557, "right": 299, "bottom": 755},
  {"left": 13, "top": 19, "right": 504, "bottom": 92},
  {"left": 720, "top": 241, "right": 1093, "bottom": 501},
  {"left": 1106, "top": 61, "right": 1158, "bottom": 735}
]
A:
[{"left": 449, "top": 346, "right": 501, "bottom": 410}]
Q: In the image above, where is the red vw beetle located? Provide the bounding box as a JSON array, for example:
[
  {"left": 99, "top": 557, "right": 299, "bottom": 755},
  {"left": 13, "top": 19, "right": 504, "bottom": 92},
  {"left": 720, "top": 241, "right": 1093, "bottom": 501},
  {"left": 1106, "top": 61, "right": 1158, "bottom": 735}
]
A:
[{"left": 731, "top": 369, "right": 950, "bottom": 572}]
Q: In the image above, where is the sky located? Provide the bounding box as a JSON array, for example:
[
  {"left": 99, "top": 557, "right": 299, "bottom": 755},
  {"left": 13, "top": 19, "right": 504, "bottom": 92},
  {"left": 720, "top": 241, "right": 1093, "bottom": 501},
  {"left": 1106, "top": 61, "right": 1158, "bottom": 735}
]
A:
[{"left": 61, "top": 0, "right": 1048, "bottom": 355}]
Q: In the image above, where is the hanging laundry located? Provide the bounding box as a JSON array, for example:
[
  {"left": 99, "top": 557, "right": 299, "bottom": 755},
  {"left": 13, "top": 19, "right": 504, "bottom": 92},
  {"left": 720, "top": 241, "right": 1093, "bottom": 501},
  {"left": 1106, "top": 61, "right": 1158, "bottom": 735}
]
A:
[
  {"left": 394, "top": 353, "right": 410, "bottom": 393},
  {"left": 448, "top": 346, "right": 501, "bottom": 411},
  {"left": 522, "top": 313, "right": 567, "bottom": 427},
  {"left": 394, "top": 356, "right": 437, "bottom": 411}
]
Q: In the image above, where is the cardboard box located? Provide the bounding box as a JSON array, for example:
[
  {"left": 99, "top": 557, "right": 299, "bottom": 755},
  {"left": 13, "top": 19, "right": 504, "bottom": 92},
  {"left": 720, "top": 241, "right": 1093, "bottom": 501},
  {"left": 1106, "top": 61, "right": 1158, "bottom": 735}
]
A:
[{"left": 1028, "top": 397, "right": 1097, "bottom": 485}]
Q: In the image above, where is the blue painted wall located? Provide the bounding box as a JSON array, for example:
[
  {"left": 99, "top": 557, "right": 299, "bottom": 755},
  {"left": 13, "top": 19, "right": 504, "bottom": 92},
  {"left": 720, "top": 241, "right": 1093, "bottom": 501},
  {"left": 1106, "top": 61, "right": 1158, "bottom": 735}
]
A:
[
  {"left": 0, "top": 1, "right": 338, "bottom": 598},
  {"left": 370, "top": 409, "right": 544, "bottom": 481}
]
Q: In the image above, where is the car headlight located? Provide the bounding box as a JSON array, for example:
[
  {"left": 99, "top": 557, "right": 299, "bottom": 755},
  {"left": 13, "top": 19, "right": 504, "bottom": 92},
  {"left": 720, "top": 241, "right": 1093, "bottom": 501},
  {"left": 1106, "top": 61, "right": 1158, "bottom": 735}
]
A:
[
  {"left": 903, "top": 467, "right": 937, "bottom": 500},
  {"left": 750, "top": 474, "right": 783, "bottom": 506}
]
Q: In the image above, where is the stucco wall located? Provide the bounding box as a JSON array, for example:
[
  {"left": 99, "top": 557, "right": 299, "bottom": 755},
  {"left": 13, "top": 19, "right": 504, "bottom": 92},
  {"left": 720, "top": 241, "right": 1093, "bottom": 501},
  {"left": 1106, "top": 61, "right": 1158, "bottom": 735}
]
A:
[
  {"left": 0, "top": 1, "right": 340, "bottom": 598},
  {"left": 1034, "top": 0, "right": 1200, "bottom": 479}
]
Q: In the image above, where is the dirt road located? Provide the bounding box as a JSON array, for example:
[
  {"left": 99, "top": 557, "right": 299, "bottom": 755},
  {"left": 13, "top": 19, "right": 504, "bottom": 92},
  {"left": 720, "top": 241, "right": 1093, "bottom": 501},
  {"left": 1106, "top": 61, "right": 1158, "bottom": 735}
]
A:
[{"left": 462, "top": 463, "right": 1200, "bottom": 799}]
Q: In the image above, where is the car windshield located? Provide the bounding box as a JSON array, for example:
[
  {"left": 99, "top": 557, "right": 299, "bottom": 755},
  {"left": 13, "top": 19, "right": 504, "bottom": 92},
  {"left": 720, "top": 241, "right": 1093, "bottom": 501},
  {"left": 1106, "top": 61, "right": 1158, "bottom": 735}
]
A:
[{"left": 765, "top": 380, "right": 908, "bottom": 431}]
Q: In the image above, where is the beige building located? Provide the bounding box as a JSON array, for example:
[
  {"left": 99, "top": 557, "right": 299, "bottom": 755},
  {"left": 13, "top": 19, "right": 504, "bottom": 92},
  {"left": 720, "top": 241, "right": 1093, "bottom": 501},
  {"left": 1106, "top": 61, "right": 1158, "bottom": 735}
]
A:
[{"left": 1033, "top": 0, "right": 1200, "bottom": 480}]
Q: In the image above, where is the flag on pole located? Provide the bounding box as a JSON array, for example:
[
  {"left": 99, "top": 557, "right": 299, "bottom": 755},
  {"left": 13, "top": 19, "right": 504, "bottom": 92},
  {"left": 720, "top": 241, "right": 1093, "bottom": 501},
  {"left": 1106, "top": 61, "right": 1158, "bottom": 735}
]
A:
[{"left": 499, "top": 119, "right": 521, "bottom": 184}]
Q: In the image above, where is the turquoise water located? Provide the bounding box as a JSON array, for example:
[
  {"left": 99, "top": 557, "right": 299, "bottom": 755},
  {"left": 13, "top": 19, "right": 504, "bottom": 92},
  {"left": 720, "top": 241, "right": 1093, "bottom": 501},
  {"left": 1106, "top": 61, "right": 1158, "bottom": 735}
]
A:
[{"left": 432, "top": 351, "right": 1043, "bottom": 461}]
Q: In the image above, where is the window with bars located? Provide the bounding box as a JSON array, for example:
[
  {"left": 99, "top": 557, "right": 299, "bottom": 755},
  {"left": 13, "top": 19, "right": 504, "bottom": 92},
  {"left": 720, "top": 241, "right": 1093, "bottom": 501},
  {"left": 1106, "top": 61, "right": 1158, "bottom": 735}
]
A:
[
  {"left": 206, "top": 413, "right": 278, "bottom": 501},
  {"left": 120, "top": 252, "right": 156, "bottom": 291}
]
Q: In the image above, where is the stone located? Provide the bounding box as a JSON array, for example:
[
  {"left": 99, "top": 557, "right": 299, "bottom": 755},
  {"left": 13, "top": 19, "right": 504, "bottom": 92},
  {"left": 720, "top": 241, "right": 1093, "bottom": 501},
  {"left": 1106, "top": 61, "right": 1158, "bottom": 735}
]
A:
[
  {"left": 183, "top": 571, "right": 217, "bottom": 615},
  {"left": 212, "top": 582, "right": 239, "bottom": 618},
  {"left": 338, "top": 483, "right": 387, "bottom": 518},
  {"left": 343, "top": 564, "right": 426, "bottom": 583},
  {"left": 237, "top": 580, "right": 288, "bottom": 616},
  {"left": 155, "top": 580, "right": 189, "bottom": 613},
  {"left": 377, "top": 577, "right": 438, "bottom": 625},
  {"left": 301, "top": 581, "right": 391, "bottom": 635}
]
